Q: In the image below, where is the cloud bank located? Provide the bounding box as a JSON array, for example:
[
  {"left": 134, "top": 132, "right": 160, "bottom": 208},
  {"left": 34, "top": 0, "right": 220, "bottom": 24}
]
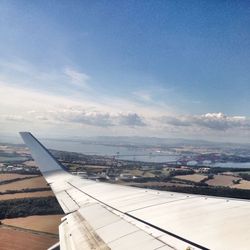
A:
[{"left": 159, "top": 113, "right": 250, "bottom": 131}]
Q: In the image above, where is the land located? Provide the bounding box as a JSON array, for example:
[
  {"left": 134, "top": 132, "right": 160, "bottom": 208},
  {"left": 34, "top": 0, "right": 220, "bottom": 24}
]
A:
[
  {"left": 0, "top": 173, "right": 38, "bottom": 181},
  {"left": 1, "top": 140, "right": 250, "bottom": 249},
  {"left": 174, "top": 174, "right": 206, "bottom": 183},
  {"left": 0, "top": 191, "right": 54, "bottom": 201},
  {"left": 0, "top": 144, "right": 63, "bottom": 250},
  {"left": 2, "top": 215, "right": 63, "bottom": 234},
  {"left": 2, "top": 141, "right": 250, "bottom": 198},
  {"left": 206, "top": 174, "right": 239, "bottom": 187},
  {"left": 0, "top": 176, "right": 49, "bottom": 193},
  {"left": 0, "top": 227, "right": 59, "bottom": 250},
  {"left": 233, "top": 180, "right": 250, "bottom": 190}
]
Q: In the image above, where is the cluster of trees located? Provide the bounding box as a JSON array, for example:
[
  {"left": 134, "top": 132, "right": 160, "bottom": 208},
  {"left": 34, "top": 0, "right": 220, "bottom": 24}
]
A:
[
  {"left": 169, "top": 169, "right": 195, "bottom": 177},
  {"left": 0, "top": 196, "right": 64, "bottom": 219},
  {"left": 200, "top": 174, "right": 214, "bottom": 184},
  {"left": 239, "top": 173, "right": 250, "bottom": 181},
  {"left": 233, "top": 179, "right": 241, "bottom": 184}
]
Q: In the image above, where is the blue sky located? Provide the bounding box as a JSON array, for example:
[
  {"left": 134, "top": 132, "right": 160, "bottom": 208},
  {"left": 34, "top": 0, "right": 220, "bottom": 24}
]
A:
[{"left": 1, "top": 1, "right": 250, "bottom": 142}]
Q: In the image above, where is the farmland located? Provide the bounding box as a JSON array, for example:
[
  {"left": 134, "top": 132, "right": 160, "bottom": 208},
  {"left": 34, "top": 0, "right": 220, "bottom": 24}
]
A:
[
  {"left": 233, "top": 180, "right": 250, "bottom": 190},
  {"left": 0, "top": 227, "right": 58, "bottom": 250},
  {"left": 0, "top": 173, "right": 38, "bottom": 181},
  {"left": 0, "top": 191, "right": 54, "bottom": 200},
  {"left": 206, "top": 174, "right": 239, "bottom": 187},
  {"left": 0, "top": 176, "right": 48, "bottom": 192},
  {"left": 175, "top": 174, "right": 207, "bottom": 183},
  {"left": 2, "top": 215, "right": 63, "bottom": 234},
  {"left": 0, "top": 170, "right": 62, "bottom": 250}
]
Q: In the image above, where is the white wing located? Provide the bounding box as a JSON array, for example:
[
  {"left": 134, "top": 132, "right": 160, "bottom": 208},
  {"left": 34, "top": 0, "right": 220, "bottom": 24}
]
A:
[{"left": 20, "top": 132, "right": 250, "bottom": 250}]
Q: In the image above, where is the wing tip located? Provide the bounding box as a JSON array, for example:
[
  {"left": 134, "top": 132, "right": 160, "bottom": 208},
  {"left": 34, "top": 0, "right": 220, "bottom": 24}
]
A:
[
  {"left": 19, "top": 131, "right": 66, "bottom": 173},
  {"left": 19, "top": 131, "right": 31, "bottom": 137}
]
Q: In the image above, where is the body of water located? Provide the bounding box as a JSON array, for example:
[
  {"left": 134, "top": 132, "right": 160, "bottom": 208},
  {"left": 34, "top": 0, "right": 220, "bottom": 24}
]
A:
[
  {"left": 40, "top": 140, "right": 250, "bottom": 167},
  {"left": 212, "top": 162, "right": 250, "bottom": 169},
  {"left": 2, "top": 136, "right": 250, "bottom": 167},
  {"left": 41, "top": 139, "right": 180, "bottom": 163},
  {"left": 0, "top": 156, "right": 28, "bottom": 162}
]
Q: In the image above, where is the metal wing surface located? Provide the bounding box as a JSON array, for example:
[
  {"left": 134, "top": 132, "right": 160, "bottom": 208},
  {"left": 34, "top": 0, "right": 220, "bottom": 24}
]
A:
[{"left": 20, "top": 132, "right": 250, "bottom": 250}]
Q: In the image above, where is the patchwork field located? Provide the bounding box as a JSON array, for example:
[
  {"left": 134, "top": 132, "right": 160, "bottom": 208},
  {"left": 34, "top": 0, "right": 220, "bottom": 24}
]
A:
[
  {"left": 0, "top": 176, "right": 48, "bottom": 192},
  {"left": 175, "top": 174, "right": 206, "bottom": 183},
  {"left": 2, "top": 215, "right": 63, "bottom": 234},
  {"left": 0, "top": 191, "right": 54, "bottom": 200},
  {"left": 0, "top": 227, "right": 58, "bottom": 250},
  {"left": 23, "top": 160, "right": 37, "bottom": 167},
  {"left": 126, "top": 169, "right": 156, "bottom": 177},
  {"left": 206, "top": 174, "right": 239, "bottom": 187},
  {"left": 0, "top": 172, "right": 62, "bottom": 250},
  {"left": 0, "top": 173, "right": 38, "bottom": 181},
  {"left": 233, "top": 180, "right": 250, "bottom": 190}
]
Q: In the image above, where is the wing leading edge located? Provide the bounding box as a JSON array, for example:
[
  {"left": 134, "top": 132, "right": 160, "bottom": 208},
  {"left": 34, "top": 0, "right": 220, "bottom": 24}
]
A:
[{"left": 20, "top": 132, "right": 250, "bottom": 250}]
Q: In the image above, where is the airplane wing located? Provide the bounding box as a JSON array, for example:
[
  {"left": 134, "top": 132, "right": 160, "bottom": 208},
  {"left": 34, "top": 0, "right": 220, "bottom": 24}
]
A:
[{"left": 20, "top": 132, "right": 250, "bottom": 250}]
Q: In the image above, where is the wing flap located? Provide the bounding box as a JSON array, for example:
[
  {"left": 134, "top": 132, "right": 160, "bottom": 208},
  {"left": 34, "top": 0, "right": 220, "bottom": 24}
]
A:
[{"left": 59, "top": 203, "right": 172, "bottom": 250}]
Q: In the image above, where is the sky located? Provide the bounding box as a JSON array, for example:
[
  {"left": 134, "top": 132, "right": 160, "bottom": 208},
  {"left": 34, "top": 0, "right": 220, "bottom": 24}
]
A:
[{"left": 0, "top": 0, "right": 250, "bottom": 142}]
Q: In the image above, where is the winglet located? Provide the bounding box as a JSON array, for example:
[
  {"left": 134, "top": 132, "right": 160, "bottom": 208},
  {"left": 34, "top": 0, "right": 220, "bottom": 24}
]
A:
[{"left": 20, "top": 132, "right": 66, "bottom": 174}]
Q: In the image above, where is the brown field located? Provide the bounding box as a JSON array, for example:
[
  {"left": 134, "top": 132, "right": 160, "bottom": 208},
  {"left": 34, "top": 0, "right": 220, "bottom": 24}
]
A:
[
  {"left": 221, "top": 171, "right": 235, "bottom": 176},
  {"left": 0, "top": 173, "right": 38, "bottom": 181},
  {"left": 23, "top": 160, "right": 37, "bottom": 167},
  {"left": 2, "top": 215, "right": 63, "bottom": 234},
  {"left": 232, "top": 180, "right": 250, "bottom": 190},
  {"left": 83, "top": 164, "right": 109, "bottom": 169},
  {"left": 0, "top": 176, "right": 48, "bottom": 192},
  {"left": 175, "top": 174, "right": 206, "bottom": 183},
  {"left": 206, "top": 174, "right": 239, "bottom": 187},
  {"left": 142, "top": 172, "right": 156, "bottom": 178},
  {"left": 0, "top": 227, "right": 58, "bottom": 250},
  {"left": 124, "top": 169, "right": 155, "bottom": 177},
  {"left": 127, "top": 169, "right": 145, "bottom": 176},
  {"left": 0, "top": 191, "right": 54, "bottom": 200}
]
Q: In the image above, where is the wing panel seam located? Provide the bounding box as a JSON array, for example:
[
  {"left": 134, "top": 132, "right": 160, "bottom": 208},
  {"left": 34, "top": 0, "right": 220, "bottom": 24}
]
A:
[{"left": 67, "top": 181, "right": 209, "bottom": 250}]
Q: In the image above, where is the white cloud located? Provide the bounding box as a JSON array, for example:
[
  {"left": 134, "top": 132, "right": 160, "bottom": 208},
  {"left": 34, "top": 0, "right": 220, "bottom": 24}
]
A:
[
  {"left": 133, "top": 91, "right": 152, "bottom": 102},
  {"left": 0, "top": 82, "right": 147, "bottom": 130},
  {"left": 117, "top": 113, "right": 146, "bottom": 127},
  {"left": 2, "top": 115, "right": 27, "bottom": 122},
  {"left": 0, "top": 59, "right": 91, "bottom": 93},
  {"left": 1, "top": 80, "right": 250, "bottom": 142},
  {"left": 159, "top": 113, "right": 250, "bottom": 131},
  {"left": 64, "top": 68, "right": 90, "bottom": 87},
  {"left": 0, "top": 58, "right": 175, "bottom": 118},
  {"left": 51, "top": 107, "right": 146, "bottom": 128},
  {"left": 55, "top": 109, "right": 113, "bottom": 127},
  {"left": 35, "top": 115, "right": 49, "bottom": 121}
]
